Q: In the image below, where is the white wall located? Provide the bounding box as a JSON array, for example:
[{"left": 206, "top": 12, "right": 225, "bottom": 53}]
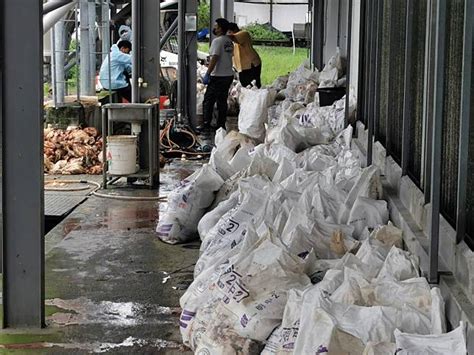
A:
[{"left": 234, "top": 3, "right": 307, "bottom": 32}]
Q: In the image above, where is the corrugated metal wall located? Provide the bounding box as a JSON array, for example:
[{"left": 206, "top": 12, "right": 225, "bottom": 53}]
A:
[
  {"left": 440, "top": 0, "right": 464, "bottom": 227},
  {"left": 375, "top": 0, "right": 389, "bottom": 145},
  {"left": 385, "top": 0, "right": 407, "bottom": 164},
  {"left": 406, "top": 0, "right": 427, "bottom": 187},
  {"left": 357, "top": 0, "right": 474, "bottom": 250},
  {"left": 466, "top": 41, "right": 474, "bottom": 249}
]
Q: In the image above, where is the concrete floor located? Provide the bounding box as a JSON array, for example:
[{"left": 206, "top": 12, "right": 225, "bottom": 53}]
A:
[{"left": 0, "top": 160, "right": 204, "bottom": 354}]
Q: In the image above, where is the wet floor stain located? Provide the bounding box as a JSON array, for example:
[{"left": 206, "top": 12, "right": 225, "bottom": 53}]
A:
[
  {"left": 32, "top": 160, "right": 204, "bottom": 353},
  {"left": 0, "top": 337, "right": 188, "bottom": 353},
  {"left": 46, "top": 297, "right": 181, "bottom": 327}
]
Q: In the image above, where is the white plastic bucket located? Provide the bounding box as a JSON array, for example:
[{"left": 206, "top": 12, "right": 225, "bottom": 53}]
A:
[{"left": 107, "top": 135, "right": 138, "bottom": 175}]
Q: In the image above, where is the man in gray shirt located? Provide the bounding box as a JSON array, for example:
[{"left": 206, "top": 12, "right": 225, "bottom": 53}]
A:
[{"left": 201, "top": 18, "right": 234, "bottom": 133}]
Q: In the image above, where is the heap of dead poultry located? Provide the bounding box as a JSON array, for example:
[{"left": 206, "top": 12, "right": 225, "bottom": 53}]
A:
[{"left": 44, "top": 127, "right": 103, "bottom": 175}]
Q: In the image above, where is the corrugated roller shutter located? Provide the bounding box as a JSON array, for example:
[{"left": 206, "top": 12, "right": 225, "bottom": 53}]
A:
[
  {"left": 376, "top": 0, "right": 390, "bottom": 145},
  {"left": 440, "top": 0, "right": 464, "bottom": 227},
  {"left": 385, "top": 0, "right": 407, "bottom": 164},
  {"left": 465, "top": 30, "right": 474, "bottom": 250},
  {"left": 406, "top": 0, "right": 427, "bottom": 187}
]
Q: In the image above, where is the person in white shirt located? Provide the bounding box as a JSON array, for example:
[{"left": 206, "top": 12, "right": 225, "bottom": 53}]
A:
[{"left": 200, "top": 18, "right": 234, "bottom": 132}]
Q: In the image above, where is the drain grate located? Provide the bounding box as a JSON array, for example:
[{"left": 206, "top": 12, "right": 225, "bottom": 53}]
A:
[{"left": 45, "top": 194, "right": 87, "bottom": 217}]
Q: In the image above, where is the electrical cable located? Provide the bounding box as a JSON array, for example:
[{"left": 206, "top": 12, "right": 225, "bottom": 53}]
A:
[{"left": 159, "top": 117, "right": 207, "bottom": 156}]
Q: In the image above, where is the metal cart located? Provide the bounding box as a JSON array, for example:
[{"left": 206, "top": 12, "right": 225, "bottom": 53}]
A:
[{"left": 102, "top": 103, "right": 159, "bottom": 189}]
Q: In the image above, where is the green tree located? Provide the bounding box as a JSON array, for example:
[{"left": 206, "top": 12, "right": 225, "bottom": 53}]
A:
[{"left": 198, "top": 0, "right": 210, "bottom": 32}]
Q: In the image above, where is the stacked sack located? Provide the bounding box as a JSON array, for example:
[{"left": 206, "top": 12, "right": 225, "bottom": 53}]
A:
[{"left": 156, "top": 53, "right": 467, "bottom": 354}]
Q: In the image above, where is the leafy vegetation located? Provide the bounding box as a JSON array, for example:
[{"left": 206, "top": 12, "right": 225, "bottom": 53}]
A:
[
  {"left": 198, "top": 0, "right": 210, "bottom": 31},
  {"left": 243, "top": 23, "right": 287, "bottom": 41}
]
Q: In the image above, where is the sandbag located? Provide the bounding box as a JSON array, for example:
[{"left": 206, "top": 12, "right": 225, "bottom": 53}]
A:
[
  {"left": 338, "top": 165, "right": 383, "bottom": 224},
  {"left": 362, "top": 342, "right": 397, "bottom": 355},
  {"left": 355, "top": 238, "right": 391, "bottom": 278},
  {"left": 210, "top": 130, "right": 254, "bottom": 180},
  {"left": 199, "top": 176, "right": 271, "bottom": 252},
  {"left": 316, "top": 299, "right": 401, "bottom": 344},
  {"left": 195, "top": 181, "right": 270, "bottom": 277},
  {"left": 203, "top": 235, "right": 311, "bottom": 343},
  {"left": 156, "top": 164, "right": 224, "bottom": 244},
  {"left": 371, "top": 221, "right": 403, "bottom": 249},
  {"left": 180, "top": 227, "right": 261, "bottom": 348},
  {"left": 239, "top": 88, "right": 275, "bottom": 140},
  {"left": 347, "top": 197, "right": 389, "bottom": 238},
  {"left": 376, "top": 246, "right": 419, "bottom": 281},
  {"left": 294, "top": 297, "right": 367, "bottom": 354},
  {"left": 331, "top": 267, "right": 371, "bottom": 306},
  {"left": 394, "top": 322, "right": 467, "bottom": 355},
  {"left": 430, "top": 287, "right": 446, "bottom": 334},
  {"left": 261, "top": 288, "right": 305, "bottom": 354},
  {"left": 198, "top": 190, "right": 239, "bottom": 241},
  {"left": 368, "top": 278, "right": 432, "bottom": 316}
]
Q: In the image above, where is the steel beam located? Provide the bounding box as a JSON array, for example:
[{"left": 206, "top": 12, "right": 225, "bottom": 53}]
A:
[
  {"left": 311, "top": 0, "right": 324, "bottom": 71},
  {"left": 2, "top": 0, "right": 45, "bottom": 327},
  {"left": 43, "top": 1, "right": 76, "bottom": 34},
  {"left": 456, "top": 0, "right": 474, "bottom": 245},
  {"left": 160, "top": 18, "right": 178, "bottom": 50},
  {"left": 43, "top": 0, "right": 74, "bottom": 15},
  {"left": 401, "top": 0, "right": 415, "bottom": 175},
  {"left": 428, "top": 0, "right": 447, "bottom": 284},
  {"left": 139, "top": 0, "right": 161, "bottom": 102}
]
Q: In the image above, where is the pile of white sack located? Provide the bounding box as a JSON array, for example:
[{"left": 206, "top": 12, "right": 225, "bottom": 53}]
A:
[
  {"left": 196, "top": 63, "right": 241, "bottom": 119},
  {"left": 156, "top": 56, "right": 467, "bottom": 354}
]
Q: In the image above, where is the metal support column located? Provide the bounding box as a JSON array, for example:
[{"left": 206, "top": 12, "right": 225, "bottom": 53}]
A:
[
  {"left": 356, "top": 0, "right": 366, "bottom": 123},
  {"left": 456, "top": 0, "right": 474, "bottom": 244},
  {"left": 131, "top": 0, "right": 140, "bottom": 103},
  {"left": 2, "top": 0, "right": 45, "bottom": 327},
  {"left": 79, "top": 0, "right": 93, "bottom": 95},
  {"left": 210, "top": 0, "right": 221, "bottom": 43},
  {"left": 423, "top": 0, "right": 437, "bottom": 202},
  {"left": 366, "top": 0, "right": 375, "bottom": 166},
  {"left": 344, "top": 0, "right": 353, "bottom": 126},
  {"left": 222, "top": 0, "right": 234, "bottom": 22},
  {"left": 428, "top": 0, "right": 447, "bottom": 284},
  {"left": 270, "top": 0, "right": 274, "bottom": 27},
  {"left": 401, "top": 0, "right": 415, "bottom": 175},
  {"left": 373, "top": 0, "right": 383, "bottom": 138},
  {"left": 178, "top": 0, "right": 198, "bottom": 127},
  {"left": 88, "top": 0, "right": 96, "bottom": 94},
  {"left": 311, "top": 0, "right": 324, "bottom": 70},
  {"left": 54, "top": 20, "right": 67, "bottom": 105},
  {"left": 100, "top": 1, "right": 110, "bottom": 63},
  {"left": 140, "top": 0, "right": 161, "bottom": 102}
]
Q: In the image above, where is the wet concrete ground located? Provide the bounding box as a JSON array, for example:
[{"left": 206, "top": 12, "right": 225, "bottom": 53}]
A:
[{"left": 0, "top": 160, "right": 204, "bottom": 354}]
